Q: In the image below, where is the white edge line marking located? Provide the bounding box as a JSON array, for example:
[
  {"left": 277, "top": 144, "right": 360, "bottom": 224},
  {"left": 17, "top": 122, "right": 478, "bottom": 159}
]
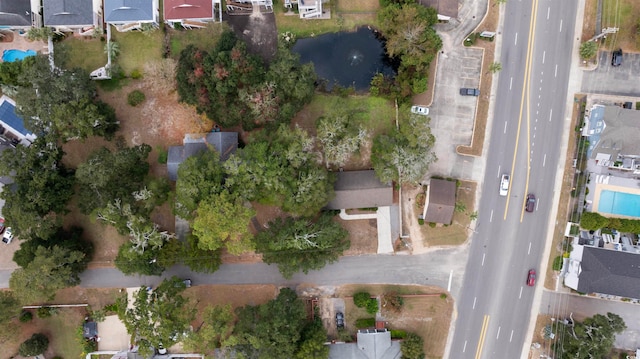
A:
[
  {"left": 542, "top": 50, "right": 546, "bottom": 64},
  {"left": 547, "top": 6, "right": 550, "bottom": 19},
  {"left": 543, "top": 154, "right": 547, "bottom": 167},
  {"left": 482, "top": 253, "right": 486, "bottom": 266},
  {"left": 515, "top": 32, "right": 518, "bottom": 45},
  {"left": 549, "top": 108, "right": 553, "bottom": 122},
  {"left": 528, "top": 242, "right": 532, "bottom": 255},
  {"left": 510, "top": 330, "right": 514, "bottom": 342},
  {"left": 496, "top": 326, "right": 501, "bottom": 339},
  {"left": 560, "top": 19, "right": 563, "bottom": 32},
  {"left": 555, "top": 64, "right": 558, "bottom": 77},
  {"left": 490, "top": 210, "right": 494, "bottom": 222},
  {"left": 536, "top": 199, "right": 540, "bottom": 211},
  {"left": 497, "top": 166, "right": 501, "bottom": 177},
  {"left": 473, "top": 297, "right": 477, "bottom": 309},
  {"left": 519, "top": 286, "right": 523, "bottom": 299},
  {"left": 504, "top": 121, "right": 508, "bottom": 133},
  {"left": 447, "top": 270, "right": 453, "bottom": 292},
  {"left": 463, "top": 340, "right": 468, "bottom": 353}
]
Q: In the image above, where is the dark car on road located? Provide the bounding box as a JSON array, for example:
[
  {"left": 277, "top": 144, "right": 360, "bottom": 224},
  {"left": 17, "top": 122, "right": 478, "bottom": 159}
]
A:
[
  {"left": 527, "top": 269, "right": 536, "bottom": 286},
  {"left": 612, "top": 49, "right": 623, "bottom": 67},
  {"left": 460, "top": 88, "right": 480, "bottom": 96},
  {"left": 336, "top": 312, "right": 345, "bottom": 329},
  {"left": 525, "top": 194, "right": 536, "bottom": 212}
]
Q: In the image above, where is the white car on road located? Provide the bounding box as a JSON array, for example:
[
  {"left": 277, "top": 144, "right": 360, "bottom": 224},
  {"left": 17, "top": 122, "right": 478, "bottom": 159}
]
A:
[
  {"left": 499, "top": 174, "right": 510, "bottom": 196},
  {"left": 411, "top": 105, "right": 429, "bottom": 116}
]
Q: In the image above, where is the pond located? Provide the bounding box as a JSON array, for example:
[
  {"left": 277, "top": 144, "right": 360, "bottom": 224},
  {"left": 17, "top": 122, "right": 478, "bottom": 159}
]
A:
[{"left": 292, "top": 27, "right": 397, "bottom": 91}]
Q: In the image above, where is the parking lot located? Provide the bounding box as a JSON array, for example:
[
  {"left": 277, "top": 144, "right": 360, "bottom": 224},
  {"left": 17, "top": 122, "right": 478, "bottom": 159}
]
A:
[
  {"left": 428, "top": 46, "right": 484, "bottom": 180},
  {"left": 582, "top": 50, "right": 640, "bottom": 96}
]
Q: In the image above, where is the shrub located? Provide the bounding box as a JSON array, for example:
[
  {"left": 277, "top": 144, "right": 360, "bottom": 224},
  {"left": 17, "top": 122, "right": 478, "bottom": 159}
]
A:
[
  {"left": 382, "top": 292, "right": 404, "bottom": 313},
  {"left": 428, "top": 222, "right": 436, "bottom": 228},
  {"left": 390, "top": 329, "right": 407, "bottom": 339},
  {"left": 127, "top": 90, "right": 146, "bottom": 107},
  {"left": 19, "top": 333, "right": 49, "bottom": 356},
  {"left": 552, "top": 256, "right": 564, "bottom": 271},
  {"left": 36, "top": 306, "right": 55, "bottom": 318},
  {"left": 103, "top": 302, "right": 119, "bottom": 314},
  {"left": 355, "top": 317, "right": 375, "bottom": 328},
  {"left": 130, "top": 69, "right": 143, "bottom": 79},
  {"left": 365, "top": 299, "right": 378, "bottom": 315},
  {"left": 636, "top": 102, "right": 640, "bottom": 110},
  {"left": 353, "top": 292, "right": 372, "bottom": 308},
  {"left": 418, "top": 218, "right": 424, "bottom": 225},
  {"left": 337, "top": 328, "right": 353, "bottom": 342},
  {"left": 157, "top": 148, "right": 168, "bottom": 164},
  {"left": 401, "top": 333, "right": 425, "bottom": 359},
  {"left": 440, "top": 293, "right": 447, "bottom": 300},
  {"left": 19, "top": 310, "right": 33, "bottom": 323}
]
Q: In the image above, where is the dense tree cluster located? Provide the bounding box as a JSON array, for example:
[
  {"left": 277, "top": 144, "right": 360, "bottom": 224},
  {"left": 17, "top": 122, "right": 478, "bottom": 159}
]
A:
[
  {"left": 176, "top": 31, "right": 315, "bottom": 130},
  {"left": 14, "top": 56, "right": 119, "bottom": 141},
  {"left": 224, "top": 125, "right": 335, "bottom": 216},
  {"left": 316, "top": 110, "right": 368, "bottom": 168},
  {"left": 371, "top": 112, "right": 436, "bottom": 184},
  {"left": 253, "top": 213, "right": 350, "bottom": 279},
  {"left": 230, "top": 288, "right": 328, "bottom": 358},
  {"left": 400, "top": 332, "right": 426, "bottom": 359},
  {"left": 377, "top": 1, "right": 442, "bottom": 97},
  {"left": 553, "top": 312, "right": 625, "bottom": 359}
]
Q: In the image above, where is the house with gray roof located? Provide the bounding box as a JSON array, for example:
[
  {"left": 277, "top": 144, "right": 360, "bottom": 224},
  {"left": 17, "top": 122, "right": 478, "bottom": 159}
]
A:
[
  {"left": 324, "top": 170, "right": 393, "bottom": 210},
  {"left": 0, "top": 0, "right": 35, "bottom": 29},
  {"left": 418, "top": 0, "right": 458, "bottom": 20},
  {"left": 564, "top": 244, "right": 640, "bottom": 300},
  {"left": 43, "top": 0, "right": 102, "bottom": 36},
  {"left": 104, "top": 0, "right": 159, "bottom": 32},
  {"left": 0, "top": 96, "right": 36, "bottom": 147},
  {"left": 423, "top": 179, "right": 456, "bottom": 224},
  {"left": 329, "top": 329, "right": 401, "bottom": 359},
  {"left": 584, "top": 105, "right": 640, "bottom": 172},
  {"left": 167, "top": 132, "right": 238, "bottom": 181}
]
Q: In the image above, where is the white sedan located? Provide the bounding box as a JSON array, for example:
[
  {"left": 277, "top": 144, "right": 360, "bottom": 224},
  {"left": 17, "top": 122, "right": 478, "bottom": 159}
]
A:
[{"left": 411, "top": 105, "right": 430, "bottom": 116}]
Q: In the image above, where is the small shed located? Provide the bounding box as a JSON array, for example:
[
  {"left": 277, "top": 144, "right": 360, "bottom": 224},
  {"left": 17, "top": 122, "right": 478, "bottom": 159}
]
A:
[{"left": 424, "top": 179, "right": 456, "bottom": 224}]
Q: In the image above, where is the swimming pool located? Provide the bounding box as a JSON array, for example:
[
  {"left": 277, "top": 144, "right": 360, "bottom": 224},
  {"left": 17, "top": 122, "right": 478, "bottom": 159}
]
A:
[
  {"left": 598, "top": 190, "right": 640, "bottom": 217},
  {"left": 2, "top": 49, "right": 36, "bottom": 62}
]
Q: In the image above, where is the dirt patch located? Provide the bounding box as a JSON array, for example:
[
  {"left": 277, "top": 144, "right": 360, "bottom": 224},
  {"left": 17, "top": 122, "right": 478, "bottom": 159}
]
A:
[
  {"left": 401, "top": 181, "right": 477, "bottom": 253},
  {"left": 581, "top": 0, "right": 598, "bottom": 42},
  {"left": 336, "top": 0, "right": 380, "bottom": 12},
  {"left": 338, "top": 217, "right": 379, "bottom": 255},
  {"left": 529, "top": 314, "right": 554, "bottom": 358},
  {"left": 456, "top": 0, "right": 499, "bottom": 156}
]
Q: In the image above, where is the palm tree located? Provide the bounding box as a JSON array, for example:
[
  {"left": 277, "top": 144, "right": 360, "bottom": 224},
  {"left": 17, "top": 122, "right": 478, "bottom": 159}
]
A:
[{"left": 104, "top": 41, "right": 120, "bottom": 60}]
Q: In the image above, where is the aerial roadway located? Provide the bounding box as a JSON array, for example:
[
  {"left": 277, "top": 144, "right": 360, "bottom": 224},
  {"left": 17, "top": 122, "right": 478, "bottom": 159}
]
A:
[{"left": 448, "top": 0, "right": 579, "bottom": 358}]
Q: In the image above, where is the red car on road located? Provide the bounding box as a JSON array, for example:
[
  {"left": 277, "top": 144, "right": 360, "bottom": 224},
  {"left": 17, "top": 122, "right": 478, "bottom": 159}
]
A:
[{"left": 527, "top": 269, "right": 536, "bottom": 286}]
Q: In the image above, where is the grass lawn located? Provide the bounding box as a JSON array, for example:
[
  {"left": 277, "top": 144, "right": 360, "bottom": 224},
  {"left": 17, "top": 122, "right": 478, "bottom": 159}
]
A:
[
  {"left": 110, "top": 29, "right": 164, "bottom": 75},
  {"left": 168, "top": 22, "right": 228, "bottom": 57},
  {"left": 274, "top": 0, "right": 378, "bottom": 37},
  {"left": 295, "top": 94, "right": 395, "bottom": 135},
  {"left": 56, "top": 37, "right": 108, "bottom": 73},
  {"left": 600, "top": 0, "right": 640, "bottom": 51}
]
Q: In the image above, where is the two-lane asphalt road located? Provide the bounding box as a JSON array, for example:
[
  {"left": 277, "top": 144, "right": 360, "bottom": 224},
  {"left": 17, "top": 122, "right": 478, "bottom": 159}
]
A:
[{"left": 447, "top": 0, "right": 579, "bottom": 358}]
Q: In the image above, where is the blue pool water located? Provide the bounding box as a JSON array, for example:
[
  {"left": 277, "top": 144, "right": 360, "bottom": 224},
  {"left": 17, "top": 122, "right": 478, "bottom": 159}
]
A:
[
  {"left": 598, "top": 190, "right": 640, "bottom": 217},
  {"left": 2, "top": 49, "right": 36, "bottom": 62}
]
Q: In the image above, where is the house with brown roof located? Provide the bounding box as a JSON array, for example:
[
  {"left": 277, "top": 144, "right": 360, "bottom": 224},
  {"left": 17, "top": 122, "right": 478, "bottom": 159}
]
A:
[
  {"left": 164, "top": 0, "right": 221, "bottom": 29},
  {"left": 423, "top": 179, "right": 456, "bottom": 224},
  {"left": 324, "top": 170, "right": 393, "bottom": 210}
]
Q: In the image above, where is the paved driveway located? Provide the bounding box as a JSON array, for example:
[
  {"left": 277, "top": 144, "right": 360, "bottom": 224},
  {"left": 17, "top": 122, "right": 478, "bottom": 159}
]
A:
[{"left": 581, "top": 51, "right": 640, "bottom": 96}]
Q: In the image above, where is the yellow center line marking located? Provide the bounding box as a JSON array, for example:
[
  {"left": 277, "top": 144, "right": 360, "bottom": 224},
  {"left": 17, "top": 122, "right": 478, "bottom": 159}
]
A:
[
  {"left": 504, "top": 0, "right": 540, "bottom": 221},
  {"left": 475, "top": 315, "right": 491, "bottom": 359}
]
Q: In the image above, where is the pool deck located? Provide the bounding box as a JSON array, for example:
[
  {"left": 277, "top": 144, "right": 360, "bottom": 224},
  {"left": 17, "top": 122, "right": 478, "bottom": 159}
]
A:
[
  {"left": 590, "top": 177, "right": 640, "bottom": 219},
  {"left": 0, "top": 31, "right": 48, "bottom": 62}
]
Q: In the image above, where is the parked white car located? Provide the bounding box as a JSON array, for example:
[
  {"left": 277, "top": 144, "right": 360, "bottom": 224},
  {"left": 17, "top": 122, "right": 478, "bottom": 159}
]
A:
[
  {"left": 499, "top": 174, "right": 510, "bottom": 196},
  {"left": 411, "top": 105, "right": 430, "bottom": 116},
  {"left": 2, "top": 227, "right": 13, "bottom": 244}
]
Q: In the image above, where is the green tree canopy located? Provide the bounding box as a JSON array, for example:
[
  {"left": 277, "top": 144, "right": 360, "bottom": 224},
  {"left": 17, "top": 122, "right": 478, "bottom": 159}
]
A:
[
  {"left": 224, "top": 125, "right": 335, "bottom": 216},
  {"left": 553, "top": 312, "right": 625, "bottom": 359},
  {"left": 181, "top": 234, "right": 223, "bottom": 273},
  {"left": 15, "top": 56, "right": 119, "bottom": 140},
  {"left": 253, "top": 213, "right": 350, "bottom": 279},
  {"left": 231, "top": 288, "right": 307, "bottom": 358},
  {"left": 13, "top": 226, "right": 92, "bottom": 270},
  {"left": 378, "top": 3, "right": 441, "bottom": 97},
  {"left": 579, "top": 212, "right": 610, "bottom": 230},
  {"left": 400, "top": 333, "right": 425, "bottom": 359},
  {"left": 295, "top": 317, "right": 330, "bottom": 359},
  {"left": 122, "top": 277, "right": 196, "bottom": 357},
  {"left": 18, "top": 333, "right": 49, "bottom": 356},
  {"left": 579, "top": 41, "right": 598, "bottom": 60},
  {"left": 371, "top": 112, "right": 436, "bottom": 184},
  {"left": 10, "top": 245, "right": 87, "bottom": 303},
  {"left": 0, "top": 291, "right": 21, "bottom": 323},
  {"left": 316, "top": 110, "right": 368, "bottom": 168},
  {"left": 183, "top": 304, "right": 235, "bottom": 354},
  {"left": 192, "top": 190, "right": 255, "bottom": 255},
  {"left": 0, "top": 136, "right": 74, "bottom": 238},
  {"left": 75, "top": 144, "right": 151, "bottom": 214},
  {"left": 174, "top": 149, "right": 225, "bottom": 220}
]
